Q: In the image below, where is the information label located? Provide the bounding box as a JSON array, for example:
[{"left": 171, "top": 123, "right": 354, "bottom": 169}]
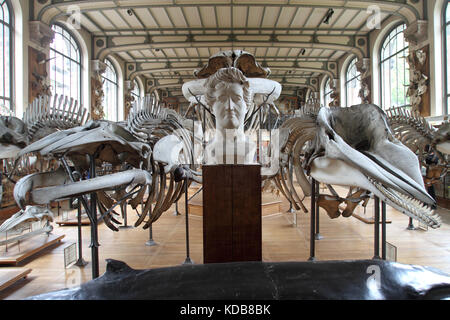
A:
[
  {"left": 64, "top": 242, "right": 77, "bottom": 268},
  {"left": 386, "top": 241, "right": 397, "bottom": 262}
]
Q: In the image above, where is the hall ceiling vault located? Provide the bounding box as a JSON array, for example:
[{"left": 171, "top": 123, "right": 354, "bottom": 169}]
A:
[{"left": 33, "top": 0, "right": 424, "bottom": 100}]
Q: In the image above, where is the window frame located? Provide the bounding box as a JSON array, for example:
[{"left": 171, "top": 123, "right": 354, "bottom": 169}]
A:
[
  {"left": 444, "top": 1, "right": 450, "bottom": 115},
  {"left": 49, "top": 23, "right": 82, "bottom": 105},
  {"left": 102, "top": 58, "right": 119, "bottom": 121},
  {"left": 379, "top": 23, "right": 410, "bottom": 110},
  {"left": 0, "top": 0, "right": 13, "bottom": 112},
  {"left": 345, "top": 57, "right": 361, "bottom": 107},
  {"left": 323, "top": 77, "right": 333, "bottom": 107}
]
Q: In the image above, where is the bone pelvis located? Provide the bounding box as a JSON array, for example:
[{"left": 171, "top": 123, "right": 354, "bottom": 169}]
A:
[{"left": 308, "top": 104, "right": 440, "bottom": 228}]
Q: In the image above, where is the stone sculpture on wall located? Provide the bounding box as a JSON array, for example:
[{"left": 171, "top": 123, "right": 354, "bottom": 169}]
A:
[
  {"left": 406, "top": 49, "right": 428, "bottom": 114},
  {"left": 124, "top": 81, "right": 135, "bottom": 120},
  {"left": 328, "top": 79, "right": 340, "bottom": 107},
  {"left": 356, "top": 58, "right": 371, "bottom": 104},
  {"left": 91, "top": 60, "right": 106, "bottom": 120},
  {"left": 29, "top": 48, "right": 52, "bottom": 103}
]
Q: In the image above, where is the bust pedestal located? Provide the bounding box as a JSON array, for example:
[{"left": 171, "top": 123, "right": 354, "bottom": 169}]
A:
[{"left": 202, "top": 165, "right": 262, "bottom": 263}]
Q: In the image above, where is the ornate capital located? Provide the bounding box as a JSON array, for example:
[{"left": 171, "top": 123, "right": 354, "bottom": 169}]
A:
[
  {"left": 91, "top": 60, "right": 107, "bottom": 76},
  {"left": 404, "top": 20, "right": 428, "bottom": 46},
  {"left": 331, "top": 78, "right": 339, "bottom": 90},
  {"left": 355, "top": 58, "right": 370, "bottom": 77},
  {"left": 124, "top": 80, "right": 135, "bottom": 93},
  {"left": 329, "top": 79, "right": 340, "bottom": 107},
  {"left": 29, "top": 21, "right": 55, "bottom": 48}
]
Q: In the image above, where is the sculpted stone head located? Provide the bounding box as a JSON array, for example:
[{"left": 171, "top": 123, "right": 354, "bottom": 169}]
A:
[{"left": 204, "top": 67, "right": 252, "bottom": 132}]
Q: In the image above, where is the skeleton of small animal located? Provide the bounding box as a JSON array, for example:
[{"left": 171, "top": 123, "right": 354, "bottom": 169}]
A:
[{"left": 0, "top": 205, "right": 54, "bottom": 245}]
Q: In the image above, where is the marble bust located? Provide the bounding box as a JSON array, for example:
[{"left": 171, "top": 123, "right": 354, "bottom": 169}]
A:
[{"left": 203, "top": 67, "right": 256, "bottom": 164}]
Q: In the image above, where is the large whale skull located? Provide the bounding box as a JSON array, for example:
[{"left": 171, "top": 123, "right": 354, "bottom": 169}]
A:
[{"left": 305, "top": 104, "right": 441, "bottom": 228}]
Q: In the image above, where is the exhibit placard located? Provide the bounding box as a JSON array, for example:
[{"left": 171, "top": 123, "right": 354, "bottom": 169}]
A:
[
  {"left": 62, "top": 210, "right": 69, "bottom": 221},
  {"left": 386, "top": 242, "right": 397, "bottom": 262},
  {"left": 64, "top": 242, "right": 77, "bottom": 268}
]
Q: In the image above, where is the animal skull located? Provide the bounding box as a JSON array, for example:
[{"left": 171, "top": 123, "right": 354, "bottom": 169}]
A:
[{"left": 305, "top": 104, "right": 441, "bottom": 228}]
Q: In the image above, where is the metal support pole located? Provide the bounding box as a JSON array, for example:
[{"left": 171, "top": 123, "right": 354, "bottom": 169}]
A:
[
  {"left": 287, "top": 160, "right": 295, "bottom": 213},
  {"left": 75, "top": 198, "right": 87, "bottom": 267},
  {"left": 88, "top": 154, "right": 100, "bottom": 278},
  {"left": 315, "top": 181, "right": 323, "bottom": 240},
  {"left": 202, "top": 103, "right": 206, "bottom": 165},
  {"left": 174, "top": 200, "right": 181, "bottom": 216},
  {"left": 407, "top": 217, "right": 415, "bottom": 230},
  {"left": 373, "top": 196, "right": 380, "bottom": 260},
  {"left": 381, "top": 201, "right": 387, "bottom": 260},
  {"left": 145, "top": 204, "right": 157, "bottom": 246},
  {"left": 119, "top": 203, "right": 133, "bottom": 229},
  {"left": 257, "top": 106, "right": 262, "bottom": 164},
  {"left": 192, "top": 117, "right": 195, "bottom": 167},
  {"left": 308, "top": 178, "right": 316, "bottom": 261},
  {"left": 59, "top": 157, "right": 92, "bottom": 222},
  {"left": 182, "top": 179, "right": 193, "bottom": 265}
]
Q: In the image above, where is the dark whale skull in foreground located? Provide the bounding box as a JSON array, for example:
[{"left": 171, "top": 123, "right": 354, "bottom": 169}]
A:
[{"left": 305, "top": 104, "right": 440, "bottom": 228}]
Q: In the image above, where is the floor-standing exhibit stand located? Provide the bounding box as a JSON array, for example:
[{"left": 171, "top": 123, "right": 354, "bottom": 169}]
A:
[
  {"left": 60, "top": 154, "right": 100, "bottom": 279},
  {"left": 373, "top": 197, "right": 387, "bottom": 260},
  {"left": 119, "top": 204, "right": 133, "bottom": 229},
  {"left": 203, "top": 165, "right": 262, "bottom": 263},
  {"left": 308, "top": 180, "right": 388, "bottom": 261},
  {"left": 182, "top": 178, "right": 193, "bottom": 265},
  {"left": 0, "top": 268, "right": 32, "bottom": 291},
  {"left": 74, "top": 198, "right": 88, "bottom": 267},
  {"left": 88, "top": 154, "right": 100, "bottom": 278},
  {"left": 308, "top": 179, "right": 317, "bottom": 261}
]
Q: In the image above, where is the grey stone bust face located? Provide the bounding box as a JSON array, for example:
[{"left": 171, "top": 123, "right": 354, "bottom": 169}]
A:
[{"left": 211, "top": 82, "right": 247, "bottom": 131}]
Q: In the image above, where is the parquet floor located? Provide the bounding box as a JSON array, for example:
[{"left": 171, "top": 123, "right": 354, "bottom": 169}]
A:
[{"left": 0, "top": 187, "right": 450, "bottom": 300}]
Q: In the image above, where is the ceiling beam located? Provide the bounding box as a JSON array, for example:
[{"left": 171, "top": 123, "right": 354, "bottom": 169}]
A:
[
  {"left": 95, "top": 35, "right": 365, "bottom": 59},
  {"left": 40, "top": 1, "right": 420, "bottom": 26}
]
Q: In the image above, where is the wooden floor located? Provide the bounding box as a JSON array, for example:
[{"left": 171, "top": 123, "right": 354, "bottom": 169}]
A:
[{"left": 1, "top": 187, "right": 450, "bottom": 300}]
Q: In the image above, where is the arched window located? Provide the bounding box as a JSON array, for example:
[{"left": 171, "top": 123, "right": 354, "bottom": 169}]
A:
[
  {"left": 0, "top": 0, "right": 12, "bottom": 112},
  {"left": 49, "top": 24, "right": 82, "bottom": 104},
  {"left": 380, "top": 23, "right": 409, "bottom": 110},
  {"left": 445, "top": 2, "right": 450, "bottom": 114},
  {"left": 131, "top": 79, "right": 141, "bottom": 102},
  {"left": 102, "top": 59, "right": 118, "bottom": 121},
  {"left": 345, "top": 58, "right": 361, "bottom": 107},
  {"left": 323, "top": 77, "right": 333, "bottom": 107}
]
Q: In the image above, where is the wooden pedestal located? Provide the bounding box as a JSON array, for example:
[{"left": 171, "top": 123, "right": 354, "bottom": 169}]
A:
[
  {"left": 0, "top": 268, "right": 32, "bottom": 291},
  {"left": 203, "top": 165, "right": 261, "bottom": 264},
  {"left": 189, "top": 193, "right": 281, "bottom": 217},
  {"left": 0, "top": 234, "right": 65, "bottom": 265}
]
